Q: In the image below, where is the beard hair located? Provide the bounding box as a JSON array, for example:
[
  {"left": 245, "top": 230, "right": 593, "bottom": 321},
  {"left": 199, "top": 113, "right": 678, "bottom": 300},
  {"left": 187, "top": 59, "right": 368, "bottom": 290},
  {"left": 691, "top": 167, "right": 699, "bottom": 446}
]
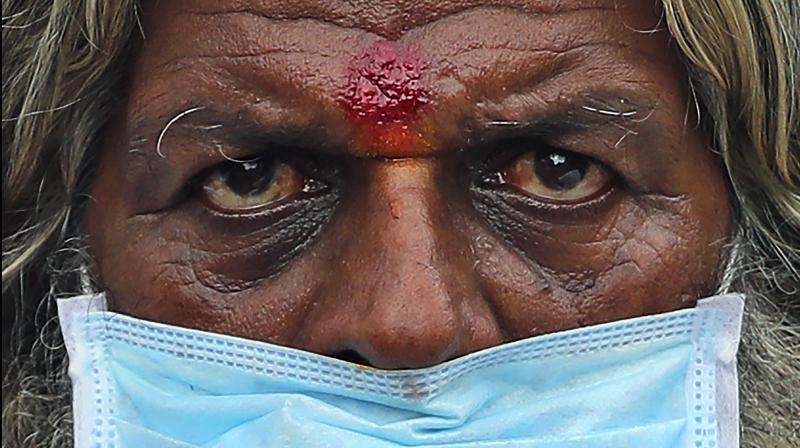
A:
[
  {"left": 1, "top": 305, "right": 72, "bottom": 448},
  {"left": 2, "top": 232, "right": 798, "bottom": 448},
  {"left": 737, "top": 294, "right": 800, "bottom": 447},
  {"left": 717, "top": 228, "right": 800, "bottom": 447}
]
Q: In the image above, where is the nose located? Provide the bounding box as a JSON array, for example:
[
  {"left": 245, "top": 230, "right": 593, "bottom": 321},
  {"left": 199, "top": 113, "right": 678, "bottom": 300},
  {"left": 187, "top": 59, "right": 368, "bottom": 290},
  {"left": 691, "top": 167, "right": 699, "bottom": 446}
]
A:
[{"left": 298, "top": 159, "right": 504, "bottom": 369}]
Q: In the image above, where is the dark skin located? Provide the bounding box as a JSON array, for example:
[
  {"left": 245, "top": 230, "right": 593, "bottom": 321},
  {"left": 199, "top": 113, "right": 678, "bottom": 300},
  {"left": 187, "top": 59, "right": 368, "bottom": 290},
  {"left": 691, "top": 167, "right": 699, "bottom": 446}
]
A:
[{"left": 86, "top": 0, "right": 731, "bottom": 369}]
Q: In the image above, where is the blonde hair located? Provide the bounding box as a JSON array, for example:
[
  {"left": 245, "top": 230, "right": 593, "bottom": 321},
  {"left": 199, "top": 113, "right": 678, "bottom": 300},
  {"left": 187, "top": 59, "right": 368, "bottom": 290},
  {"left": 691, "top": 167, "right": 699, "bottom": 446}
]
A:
[
  {"left": 3, "top": 0, "right": 134, "bottom": 279},
  {"left": 662, "top": 0, "right": 799, "bottom": 271},
  {"left": 2, "top": 1, "right": 799, "bottom": 446},
  {"left": 659, "top": 5, "right": 800, "bottom": 443}
]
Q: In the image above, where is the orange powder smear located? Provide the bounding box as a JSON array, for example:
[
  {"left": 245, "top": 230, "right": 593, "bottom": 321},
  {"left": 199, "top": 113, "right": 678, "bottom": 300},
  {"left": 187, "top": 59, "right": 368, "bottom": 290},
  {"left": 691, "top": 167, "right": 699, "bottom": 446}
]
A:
[
  {"left": 352, "top": 122, "right": 433, "bottom": 157},
  {"left": 338, "top": 41, "right": 432, "bottom": 156}
]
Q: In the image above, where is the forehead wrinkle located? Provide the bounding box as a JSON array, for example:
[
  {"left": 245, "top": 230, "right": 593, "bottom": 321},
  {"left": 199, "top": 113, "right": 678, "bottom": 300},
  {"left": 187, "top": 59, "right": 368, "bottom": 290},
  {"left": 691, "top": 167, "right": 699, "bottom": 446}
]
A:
[
  {"left": 178, "top": 0, "right": 609, "bottom": 39},
  {"left": 133, "top": 0, "right": 674, "bottom": 160}
]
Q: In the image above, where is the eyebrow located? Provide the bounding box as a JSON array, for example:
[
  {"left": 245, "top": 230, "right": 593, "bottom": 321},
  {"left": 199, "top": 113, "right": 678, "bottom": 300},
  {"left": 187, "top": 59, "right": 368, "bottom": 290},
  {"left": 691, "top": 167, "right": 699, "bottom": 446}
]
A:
[
  {"left": 479, "top": 92, "right": 661, "bottom": 146},
  {"left": 127, "top": 103, "right": 343, "bottom": 170},
  {"left": 126, "top": 89, "right": 665, "bottom": 173}
]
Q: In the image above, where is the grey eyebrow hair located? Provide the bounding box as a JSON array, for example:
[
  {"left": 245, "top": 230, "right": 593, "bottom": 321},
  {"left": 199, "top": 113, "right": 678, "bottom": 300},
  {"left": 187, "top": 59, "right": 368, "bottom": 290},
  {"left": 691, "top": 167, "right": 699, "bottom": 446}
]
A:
[
  {"left": 484, "top": 93, "right": 659, "bottom": 134},
  {"left": 155, "top": 106, "right": 206, "bottom": 158},
  {"left": 580, "top": 93, "right": 660, "bottom": 121},
  {"left": 581, "top": 103, "right": 638, "bottom": 118}
]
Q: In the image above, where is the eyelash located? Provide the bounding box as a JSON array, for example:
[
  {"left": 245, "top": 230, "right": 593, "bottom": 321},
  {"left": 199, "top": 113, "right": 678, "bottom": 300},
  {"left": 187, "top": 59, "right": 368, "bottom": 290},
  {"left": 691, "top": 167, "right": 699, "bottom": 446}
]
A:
[
  {"left": 194, "top": 146, "right": 331, "bottom": 184},
  {"left": 183, "top": 134, "right": 619, "bottom": 216},
  {"left": 467, "top": 137, "right": 619, "bottom": 206},
  {"left": 475, "top": 137, "right": 612, "bottom": 175}
]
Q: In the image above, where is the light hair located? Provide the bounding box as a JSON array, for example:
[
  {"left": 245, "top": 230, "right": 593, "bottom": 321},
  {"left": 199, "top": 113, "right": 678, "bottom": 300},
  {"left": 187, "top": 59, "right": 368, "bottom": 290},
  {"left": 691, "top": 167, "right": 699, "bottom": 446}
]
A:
[
  {"left": 2, "top": 1, "right": 798, "bottom": 447},
  {"left": 662, "top": 0, "right": 799, "bottom": 273}
]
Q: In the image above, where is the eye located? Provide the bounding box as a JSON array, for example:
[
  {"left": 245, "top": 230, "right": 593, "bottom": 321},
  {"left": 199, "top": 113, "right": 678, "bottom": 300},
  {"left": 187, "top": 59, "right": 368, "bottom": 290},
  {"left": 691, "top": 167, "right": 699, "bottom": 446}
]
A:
[
  {"left": 201, "top": 156, "right": 307, "bottom": 213},
  {"left": 495, "top": 147, "right": 614, "bottom": 204}
]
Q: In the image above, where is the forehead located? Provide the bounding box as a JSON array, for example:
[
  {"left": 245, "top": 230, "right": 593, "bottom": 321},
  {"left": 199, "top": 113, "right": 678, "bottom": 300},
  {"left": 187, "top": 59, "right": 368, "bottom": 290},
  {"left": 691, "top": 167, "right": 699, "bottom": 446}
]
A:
[
  {"left": 137, "top": 0, "right": 665, "bottom": 76},
  {"left": 134, "top": 0, "right": 671, "bottom": 100},
  {"left": 142, "top": 0, "right": 650, "bottom": 37},
  {"left": 129, "top": 0, "right": 681, "bottom": 159}
]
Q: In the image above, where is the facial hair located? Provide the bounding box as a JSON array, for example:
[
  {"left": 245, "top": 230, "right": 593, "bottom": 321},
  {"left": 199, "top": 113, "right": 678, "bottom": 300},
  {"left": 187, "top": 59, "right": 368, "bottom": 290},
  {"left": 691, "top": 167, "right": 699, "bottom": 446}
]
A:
[{"left": 2, "top": 237, "right": 798, "bottom": 448}]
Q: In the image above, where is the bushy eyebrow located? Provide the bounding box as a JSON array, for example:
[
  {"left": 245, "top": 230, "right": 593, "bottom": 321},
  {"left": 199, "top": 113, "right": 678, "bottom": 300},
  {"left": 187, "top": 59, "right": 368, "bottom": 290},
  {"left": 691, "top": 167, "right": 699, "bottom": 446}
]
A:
[
  {"left": 126, "top": 104, "right": 339, "bottom": 167},
  {"left": 127, "top": 89, "right": 663, "bottom": 166},
  {"left": 478, "top": 92, "right": 661, "bottom": 148},
  {"left": 484, "top": 93, "right": 655, "bottom": 130}
]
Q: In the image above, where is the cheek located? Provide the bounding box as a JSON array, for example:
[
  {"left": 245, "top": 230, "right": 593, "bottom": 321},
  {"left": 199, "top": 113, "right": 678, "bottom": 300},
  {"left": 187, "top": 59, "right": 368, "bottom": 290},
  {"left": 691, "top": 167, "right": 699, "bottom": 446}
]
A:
[
  {"left": 469, "top": 189, "right": 730, "bottom": 339},
  {"left": 89, "top": 208, "right": 330, "bottom": 345},
  {"left": 85, "top": 149, "right": 340, "bottom": 342}
]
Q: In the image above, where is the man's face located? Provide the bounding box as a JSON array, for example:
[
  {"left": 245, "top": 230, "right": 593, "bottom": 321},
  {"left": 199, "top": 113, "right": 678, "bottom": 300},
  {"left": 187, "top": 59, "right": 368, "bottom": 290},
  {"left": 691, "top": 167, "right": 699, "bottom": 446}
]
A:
[{"left": 86, "top": 0, "right": 731, "bottom": 369}]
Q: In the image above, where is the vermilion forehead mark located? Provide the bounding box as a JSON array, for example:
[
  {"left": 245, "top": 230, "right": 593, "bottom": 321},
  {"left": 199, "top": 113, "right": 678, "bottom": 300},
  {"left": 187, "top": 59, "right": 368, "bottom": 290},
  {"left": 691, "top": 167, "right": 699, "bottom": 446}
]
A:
[{"left": 338, "top": 41, "right": 432, "bottom": 156}]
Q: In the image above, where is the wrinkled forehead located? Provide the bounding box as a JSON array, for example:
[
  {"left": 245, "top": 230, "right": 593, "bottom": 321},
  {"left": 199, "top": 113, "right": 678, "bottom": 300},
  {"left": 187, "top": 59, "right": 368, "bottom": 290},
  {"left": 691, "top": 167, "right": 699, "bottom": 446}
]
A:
[
  {"left": 129, "top": 0, "right": 676, "bottom": 150},
  {"left": 140, "top": 0, "right": 652, "bottom": 39},
  {"left": 134, "top": 0, "right": 666, "bottom": 84}
]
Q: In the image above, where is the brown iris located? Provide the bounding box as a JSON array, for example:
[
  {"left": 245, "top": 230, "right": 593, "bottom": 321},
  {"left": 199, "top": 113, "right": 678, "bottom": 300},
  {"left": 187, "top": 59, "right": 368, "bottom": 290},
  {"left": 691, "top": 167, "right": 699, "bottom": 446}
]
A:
[
  {"left": 500, "top": 148, "right": 614, "bottom": 204},
  {"left": 201, "top": 156, "right": 305, "bottom": 213}
]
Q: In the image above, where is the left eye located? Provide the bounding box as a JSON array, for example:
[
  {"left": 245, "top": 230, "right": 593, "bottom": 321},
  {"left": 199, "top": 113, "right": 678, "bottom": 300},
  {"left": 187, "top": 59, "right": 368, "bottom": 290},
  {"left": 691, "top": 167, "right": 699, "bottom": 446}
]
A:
[
  {"left": 201, "top": 156, "right": 306, "bottom": 213},
  {"left": 497, "top": 148, "right": 614, "bottom": 204}
]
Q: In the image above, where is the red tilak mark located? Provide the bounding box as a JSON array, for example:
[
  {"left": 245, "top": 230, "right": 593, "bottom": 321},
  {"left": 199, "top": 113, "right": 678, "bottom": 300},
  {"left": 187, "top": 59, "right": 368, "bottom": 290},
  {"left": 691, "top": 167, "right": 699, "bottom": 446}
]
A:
[{"left": 339, "top": 41, "right": 432, "bottom": 155}]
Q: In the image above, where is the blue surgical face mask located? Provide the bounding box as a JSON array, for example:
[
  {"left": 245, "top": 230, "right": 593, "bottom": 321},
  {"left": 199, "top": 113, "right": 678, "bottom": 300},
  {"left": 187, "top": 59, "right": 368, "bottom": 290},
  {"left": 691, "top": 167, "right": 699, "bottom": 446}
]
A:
[{"left": 58, "top": 293, "right": 744, "bottom": 448}]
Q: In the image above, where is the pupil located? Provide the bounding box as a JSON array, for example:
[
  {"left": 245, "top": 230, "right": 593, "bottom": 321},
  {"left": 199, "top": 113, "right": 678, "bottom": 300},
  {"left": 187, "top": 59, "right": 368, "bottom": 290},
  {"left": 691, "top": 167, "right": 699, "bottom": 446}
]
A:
[
  {"left": 534, "top": 150, "right": 588, "bottom": 190},
  {"left": 224, "top": 158, "right": 276, "bottom": 196}
]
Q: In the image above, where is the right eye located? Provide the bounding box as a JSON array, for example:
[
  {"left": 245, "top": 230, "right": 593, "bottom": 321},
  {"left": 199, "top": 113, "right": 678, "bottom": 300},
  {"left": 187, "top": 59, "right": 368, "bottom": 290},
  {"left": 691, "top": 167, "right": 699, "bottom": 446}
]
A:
[
  {"left": 200, "top": 156, "right": 306, "bottom": 213},
  {"left": 500, "top": 148, "right": 614, "bottom": 204}
]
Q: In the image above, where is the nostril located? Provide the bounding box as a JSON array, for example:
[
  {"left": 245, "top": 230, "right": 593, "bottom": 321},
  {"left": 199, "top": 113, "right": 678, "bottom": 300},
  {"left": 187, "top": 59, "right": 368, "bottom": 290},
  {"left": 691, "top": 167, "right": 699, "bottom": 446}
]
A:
[{"left": 332, "top": 350, "right": 374, "bottom": 367}]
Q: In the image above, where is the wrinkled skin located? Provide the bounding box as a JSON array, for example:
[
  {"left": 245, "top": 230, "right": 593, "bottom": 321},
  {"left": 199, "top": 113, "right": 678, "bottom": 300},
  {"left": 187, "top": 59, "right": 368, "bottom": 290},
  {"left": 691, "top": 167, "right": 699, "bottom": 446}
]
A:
[{"left": 87, "top": 0, "right": 731, "bottom": 369}]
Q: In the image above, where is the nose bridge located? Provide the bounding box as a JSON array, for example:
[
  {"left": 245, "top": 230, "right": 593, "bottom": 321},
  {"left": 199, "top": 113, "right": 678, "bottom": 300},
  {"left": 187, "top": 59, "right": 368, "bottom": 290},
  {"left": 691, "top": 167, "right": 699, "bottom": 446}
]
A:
[
  {"left": 310, "top": 159, "right": 497, "bottom": 369},
  {"left": 355, "top": 160, "right": 464, "bottom": 367},
  {"left": 368, "top": 160, "right": 449, "bottom": 286}
]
